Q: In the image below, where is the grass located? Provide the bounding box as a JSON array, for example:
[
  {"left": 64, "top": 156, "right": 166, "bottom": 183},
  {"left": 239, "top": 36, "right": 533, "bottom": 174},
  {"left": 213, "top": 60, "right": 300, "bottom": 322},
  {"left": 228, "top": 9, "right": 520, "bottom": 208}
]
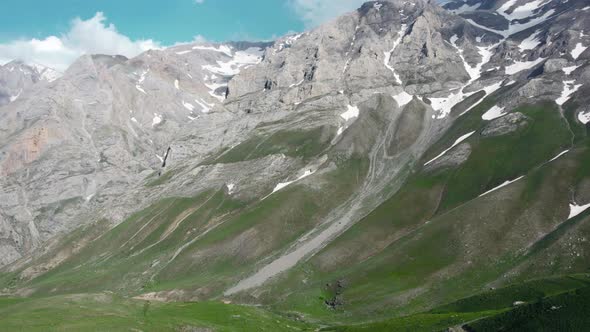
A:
[
  {"left": 465, "top": 285, "right": 590, "bottom": 331},
  {"left": 257, "top": 100, "right": 580, "bottom": 323},
  {"left": 152, "top": 156, "right": 369, "bottom": 294},
  {"left": 323, "top": 311, "right": 502, "bottom": 332},
  {"left": 0, "top": 294, "right": 312, "bottom": 331},
  {"left": 3, "top": 275, "right": 590, "bottom": 331},
  {"left": 208, "top": 127, "right": 332, "bottom": 165},
  {"left": 437, "top": 102, "right": 571, "bottom": 211},
  {"left": 433, "top": 275, "right": 590, "bottom": 313},
  {"left": 14, "top": 191, "right": 239, "bottom": 296},
  {"left": 323, "top": 274, "right": 590, "bottom": 331}
]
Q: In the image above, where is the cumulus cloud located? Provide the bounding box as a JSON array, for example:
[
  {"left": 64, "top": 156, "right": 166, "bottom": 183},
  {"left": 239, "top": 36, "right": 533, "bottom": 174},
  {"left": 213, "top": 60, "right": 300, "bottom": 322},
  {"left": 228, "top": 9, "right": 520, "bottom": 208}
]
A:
[
  {"left": 289, "top": 0, "right": 367, "bottom": 28},
  {"left": 0, "top": 12, "right": 162, "bottom": 71}
]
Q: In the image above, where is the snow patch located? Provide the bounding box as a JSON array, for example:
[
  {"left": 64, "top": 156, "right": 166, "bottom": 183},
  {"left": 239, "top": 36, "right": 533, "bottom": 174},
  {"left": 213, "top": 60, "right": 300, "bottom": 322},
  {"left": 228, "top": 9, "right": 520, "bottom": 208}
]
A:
[
  {"left": 499, "top": 0, "right": 549, "bottom": 21},
  {"left": 202, "top": 47, "right": 263, "bottom": 76},
  {"left": 571, "top": 43, "right": 587, "bottom": 60},
  {"left": 519, "top": 30, "right": 542, "bottom": 52},
  {"left": 226, "top": 183, "right": 235, "bottom": 194},
  {"left": 393, "top": 91, "right": 413, "bottom": 107},
  {"left": 138, "top": 69, "right": 148, "bottom": 84},
  {"left": 482, "top": 105, "right": 506, "bottom": 120},
  {"left": 9, "top": 89, "right": 22, "bottom": 103},
  {"left": 340, "top": 105, "right": 359, "bottom": 121},
  {"left": 192, "top": 44, "right": 233, "bottom": 57},
  {"left": 479, "top": 176, "right": 525, "bottom": 197},
  {"left": 194, "top": 98, "right": 213, "bottom": 113},
  {"left": 432, "top": 36, "right": 497, "bottom": 119},
  {"left": 556, "top": 80, "right": 582, "bottom": 105},
  {"left": 505, "top": 57, "right": 545, "bottom": 75},
  {"left": 578, "top": 110, "right": 590, "bottom": 124},
  {"left": 569, "top": 203, "right": 590, "bottom": 220},
  {"left": 562, "top": 64, "right": 581, "bottom": 75},
  {"left": 30, "top": 63, "right": 61, "bottom": 82},
  {"left": 549, "top": 150, "right": 569, "bottom": 162},
  {"left": 174, "top": 79, "right": 180, "bottom": 90},
  {"left": 135, "top": 85, "right": 147, "bottom": 94},
  {"left": 384, "top": 24, "right": 407, "bottom": 84},
  {"left": 135, "top": 69, "right": 149, "bottom": 94},
  {"left": 424, "top": 131, "right": 476, "bottom": 166},
  {"left": 460, "top": 81, "right": 505, "bottom": 116},
  {"left": 466, "top": 9, "right": 554, "bottom": 38},
  {"left": 175, "top": 50, "right": 192, "bottom": 55},
  {"left": 182, "top": 100, "right": 195, "bottom": 111},
  {"left": 152, "top": 113, "right": 162, "bottom": 127},
  {"left": 273, "top": 33, "right": 303, "bottom": 54},
  {"left": 450, "top": 2, "right": 481, "bottom": 14},
  {"left": 271, "top": 169, "right": 316, "bottom": 194},
  {"left": 289, "top": 79, "right": 304, "bottom": 88}
]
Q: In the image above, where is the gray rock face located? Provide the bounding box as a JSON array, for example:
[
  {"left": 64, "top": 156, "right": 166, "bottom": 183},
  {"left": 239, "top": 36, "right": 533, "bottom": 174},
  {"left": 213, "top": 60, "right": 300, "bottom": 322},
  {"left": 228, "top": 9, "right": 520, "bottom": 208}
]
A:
[
  {"left": 481, "top": 112, "right": 530, "bottom": 137},
  {"left": 424, "top": 142, "right": 472, "bottom": 171},
  {"left": 0, "top": 0, "right": 589, "bottom": 272},
  {"left": 0, "top": 43, "right": 273, "bottom": 266}
]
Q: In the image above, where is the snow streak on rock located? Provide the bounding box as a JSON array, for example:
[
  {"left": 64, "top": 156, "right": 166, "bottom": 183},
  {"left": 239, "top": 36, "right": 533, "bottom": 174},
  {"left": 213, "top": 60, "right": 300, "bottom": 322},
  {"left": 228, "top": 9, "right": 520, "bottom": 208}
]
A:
[
  {"left": 569, "top": 202, "right": 590, "bottom": 220},
  {"left": 479, "top": 176, "right": 525, "bottom": 197},
  {"left": 556, "top": 80, "right": 582, "bottom": 105},
  {"left": 571, "top": 43, "right": 587, "bottom": 60},
  {"left": 424, "top": 131, "right": 476, "bottom": 166},
  {"left": 384, "top": 24, "right": 407, "bottom": 84},
  {"left": 519, "top": 30, "right": 542, "bottom": 52},
  {"left": 505, "top": 58, "right": 545, "bottom": 75},
  {"left": 431, "top": 35, "right": 496, "bottom": 119},
  {"left": 482, "top": 105, "right": 506, "bottom": 120}
]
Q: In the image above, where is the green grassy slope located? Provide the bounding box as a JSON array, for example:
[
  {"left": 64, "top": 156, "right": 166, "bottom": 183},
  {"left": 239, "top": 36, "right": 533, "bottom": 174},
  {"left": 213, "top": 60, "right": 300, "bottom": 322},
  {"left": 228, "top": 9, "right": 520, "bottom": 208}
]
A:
[
  {"left": 2, "top": 274, "right": 589, "bottom": 331},
  {"left": 2, "top": 96, "right": 590, "bottom": 331},
  {"left": 325, "top": 274, "right": 590, "bottom": 332},
  {"left": 253, "top": 100, "right": 589, "bottom": 322},
  {"left": 0, "top": 294, "right": 312, "bottom": 331}
]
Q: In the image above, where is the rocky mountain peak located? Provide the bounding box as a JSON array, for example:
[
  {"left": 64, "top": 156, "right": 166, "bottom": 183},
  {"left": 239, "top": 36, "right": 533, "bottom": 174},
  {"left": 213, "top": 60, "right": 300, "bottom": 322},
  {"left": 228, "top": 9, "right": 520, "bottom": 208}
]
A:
[{"left": 0, "top": 60, "right": 62, "bottom": 106}]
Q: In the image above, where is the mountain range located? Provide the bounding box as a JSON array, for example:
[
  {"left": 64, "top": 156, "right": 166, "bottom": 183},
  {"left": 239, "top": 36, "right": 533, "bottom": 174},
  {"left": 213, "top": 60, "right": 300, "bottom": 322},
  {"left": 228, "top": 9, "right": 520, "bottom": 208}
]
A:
[{"left": 1, "top": 0, "right": 589, "bottom": 330}]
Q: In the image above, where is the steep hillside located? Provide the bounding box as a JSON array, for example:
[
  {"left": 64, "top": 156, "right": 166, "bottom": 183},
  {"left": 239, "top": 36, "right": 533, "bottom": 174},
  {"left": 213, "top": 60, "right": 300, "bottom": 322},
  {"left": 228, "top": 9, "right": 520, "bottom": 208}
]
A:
[{"left": 1, "top": 0, "right": 589, "bottom": 330}]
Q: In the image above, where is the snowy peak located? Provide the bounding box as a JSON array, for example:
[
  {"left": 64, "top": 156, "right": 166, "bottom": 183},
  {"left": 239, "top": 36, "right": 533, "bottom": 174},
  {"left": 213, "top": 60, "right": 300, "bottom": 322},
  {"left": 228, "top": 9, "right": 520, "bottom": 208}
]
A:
[
  {"left": 1, "top": 60, "right": 62, "bottom": 83},
  {"left": 0, "top": 61, "right": 62, "bottom": 106},
  {"left": 167, "top": 41, "right": 272, "bottom": 101}
]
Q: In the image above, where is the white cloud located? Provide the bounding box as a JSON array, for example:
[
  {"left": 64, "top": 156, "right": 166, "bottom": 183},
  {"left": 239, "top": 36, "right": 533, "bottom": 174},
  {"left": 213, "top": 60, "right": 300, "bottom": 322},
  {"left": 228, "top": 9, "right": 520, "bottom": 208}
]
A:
[
  {"left": 194, "top": 0, "right": 205, "bottom": 3},
  {"left": 171, "top": 35, "right": 208, "bottom": 47},
  {"left": 0, "top": 12, "right": 163, "bottom": 71},
  {"left": 289, "top": 0, "right": 367, "bottom": 28}
]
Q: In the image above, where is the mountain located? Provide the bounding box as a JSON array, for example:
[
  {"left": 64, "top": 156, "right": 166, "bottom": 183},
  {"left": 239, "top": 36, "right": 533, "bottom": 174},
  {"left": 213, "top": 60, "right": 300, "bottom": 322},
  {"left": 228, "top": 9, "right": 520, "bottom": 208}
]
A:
[
  {"left": 0, "top": 0, "right": 589, "bottom": 330},
  {"left": 0, "top": 41, "right": 270, "bottom": 267},
  {"left": 0, "top": 61, "right": 61, "bottom": 106}
]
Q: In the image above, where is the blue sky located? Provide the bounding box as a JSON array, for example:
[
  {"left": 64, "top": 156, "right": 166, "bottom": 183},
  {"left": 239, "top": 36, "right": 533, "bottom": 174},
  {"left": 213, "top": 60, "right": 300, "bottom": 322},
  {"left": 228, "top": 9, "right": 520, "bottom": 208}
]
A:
[
  {"left": 0, "top": 0, "right": 368, "bottom": 70},
  {"left": 0, "top": 0, "right": 305, "bottom": 44}
]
